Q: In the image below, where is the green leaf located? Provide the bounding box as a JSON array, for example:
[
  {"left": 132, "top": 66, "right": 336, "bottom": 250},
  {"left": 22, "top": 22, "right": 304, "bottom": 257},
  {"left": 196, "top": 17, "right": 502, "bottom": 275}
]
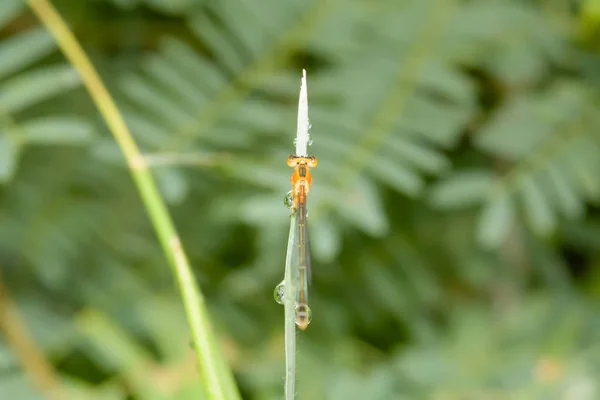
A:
[
  {"left": 386, "top": 239, "right": 442, "bottom": 305},
  {"left": 107, "top": 0, "right": 200, "bottom": 14},
  {"left": 384, "top": 135, "right": 450, "bottom": 174},
  {"left": 475, "top": 96, "right": 549, "bottom": 159},
  {"left": 0, "top": 135, "right": 20, "bottom": 183},
  {"left": 0, "top": 64, "right": 81, "bottom": 113},
  {"left": 520, "top": 175, "right": 556, "bottom": 236},
  {"left": 154, "top": 167, "right": 189, "bottom": 205},
  {"left": 145, "top": 0, "right": 197, "bottom": 14},
  {"left": 188, "top": 13, "right": 245, "bottom": 73},
  {"left": 105, "top": 0, "right": 138, "bottom": 9},
  {"left": 0, "top": 27, "right": 55, "bottom": 81},
  {"left": 158, "top": 37, "right": 227, "bottom": 93},
  {"left": 65, "top": 378, "right": 126, "bottom": 400},
  {"left": 420, "top": 62, "right": 476, "bottom": 106},
  {"left": 142, "top": 55, "right": 206, "bottom": 111},
  {"left": 120, "top": 74, "right": 192, "bottom": 127},
  {"left": 476, "top": 82, "right": 588, "bottom": 160},
  {"left": 338, "top": 177, "right": 389, "bottom": 236},
  {"left": 367, "top": 156, "right": 423, "bottom": 197},
  {"left": 545, "top": 164, "right": 584, "bottom": 220},
  {"left": 0, "top": 0, "right": 23, "bottom": 30},
  {"left": 489, "top": 41, "right": 547, "bottom": 86},
  {"left": 239, "top": 195, "right": 289, "bottom": 226},
  {"left": 230, "top": 99, "right": 292, "bottom": 133},
  {"left": 566, "top": 136, "right": 600, "bottom": 201},
  {"left": 214, "top": 0, "right": 267, "bottom": 57},
  {"left": 429, "top": 170, "right": 494, "bottom": 209},
  {"left": 0, "top": 374, "right": 39, "bottom": 400},
  {"left": 22, "top": 116, "right": 95, "bottom": 144},
  {"left": 477, "top": 191, "right": 514, "bottom": 248},
  {"left": 90, "top": 139, "right": 125, "bottom": 165},
  {"left": 361, "top": 257, "right": 409, "bottom": 318},
  {"left": 226, "top": 160, "right": 290, "bottom": 193},
  {"left": 136, "top": 298, "right": 189, "bottom": 362},
  {"left": 399, "top": 95, "right": 468, "bottom": 148},
  {"left": 125, "top": 113, "right": 170, "bottom": 147},
  {"left": 311, "top": 218, "right": 341, "bottom": 263},
  {"left": 77, "top": 311, "right": 162, "bottom": 400}
]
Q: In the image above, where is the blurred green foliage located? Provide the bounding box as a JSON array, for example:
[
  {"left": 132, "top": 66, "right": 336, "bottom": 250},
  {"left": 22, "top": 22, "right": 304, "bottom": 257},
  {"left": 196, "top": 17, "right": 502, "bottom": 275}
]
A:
[{"left": 2, "top": 0, "right": 600, "bottom": 398}]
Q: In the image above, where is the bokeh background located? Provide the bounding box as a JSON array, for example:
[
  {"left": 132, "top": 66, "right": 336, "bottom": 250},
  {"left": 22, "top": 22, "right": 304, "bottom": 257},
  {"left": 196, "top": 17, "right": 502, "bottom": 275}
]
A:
[{"left": 2, "top": 0, "right": 600, "bottom": 398}]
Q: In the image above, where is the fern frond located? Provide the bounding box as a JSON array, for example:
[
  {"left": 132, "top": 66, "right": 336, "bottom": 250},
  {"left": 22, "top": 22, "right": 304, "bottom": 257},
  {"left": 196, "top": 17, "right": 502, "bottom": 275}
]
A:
[
  {"left": 115, "top": 0, "right": 482, "bottom": 262},
  {"left": 430, "top": 81, "right": 600, "bottom": 247},
  {"left": 102, "top": 0, "right": 203, "bottom": 15},
  {"left": 107, "top": 0, "right": 579, "bottom": 266},
  {"left": 0, "top": 2, "right": 94, "bottom": 183}
]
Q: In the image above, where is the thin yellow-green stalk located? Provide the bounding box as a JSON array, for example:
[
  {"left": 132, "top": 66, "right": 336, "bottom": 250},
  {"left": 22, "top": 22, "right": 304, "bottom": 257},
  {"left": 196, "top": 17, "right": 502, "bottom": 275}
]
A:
[
  {"left": 26, "top": 1, "right": 240, "bottom": 399},
  {"left": 0, "top": 272, "right": 63, "bottom": 400}
]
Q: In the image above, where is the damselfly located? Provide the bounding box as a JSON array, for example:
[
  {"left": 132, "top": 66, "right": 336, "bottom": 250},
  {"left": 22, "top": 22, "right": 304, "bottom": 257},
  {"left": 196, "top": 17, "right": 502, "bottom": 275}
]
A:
[{"left": 287, "top": 154, "right": 317, "bottom": 330}]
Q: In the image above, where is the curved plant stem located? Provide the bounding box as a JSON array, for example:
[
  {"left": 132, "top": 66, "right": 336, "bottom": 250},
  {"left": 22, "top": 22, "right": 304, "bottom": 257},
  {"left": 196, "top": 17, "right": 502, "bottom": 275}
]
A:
[
  {"left": 26, "top": 1, "right": 240, "bottom": 399},
  {"left": 283, "top": 214, "right": 299, "bottom": 400},
  {"left": 0, "top": 273, "right": 63, "bottom": 400}
]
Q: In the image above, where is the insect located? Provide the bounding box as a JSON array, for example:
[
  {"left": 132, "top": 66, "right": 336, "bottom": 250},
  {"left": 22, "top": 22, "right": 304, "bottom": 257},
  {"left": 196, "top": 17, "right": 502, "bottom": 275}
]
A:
[{"left": 287, "top": 155, "right": 317, "bottom": 330}]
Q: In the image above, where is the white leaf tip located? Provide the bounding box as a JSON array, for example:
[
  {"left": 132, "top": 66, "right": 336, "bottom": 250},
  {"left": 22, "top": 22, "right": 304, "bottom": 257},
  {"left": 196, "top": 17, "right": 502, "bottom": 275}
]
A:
[{"left": 295, "top": 69, "right": 309, "bottom": 157}]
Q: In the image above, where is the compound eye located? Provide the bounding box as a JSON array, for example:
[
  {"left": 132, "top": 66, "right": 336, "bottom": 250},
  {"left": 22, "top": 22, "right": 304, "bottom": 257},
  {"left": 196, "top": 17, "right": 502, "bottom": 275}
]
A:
[
  {"left": 287, "top": 155, "right": 297, "bottom": 167},
  {"left": 308, "top": 156, "right": 318, "bottom": 167}
]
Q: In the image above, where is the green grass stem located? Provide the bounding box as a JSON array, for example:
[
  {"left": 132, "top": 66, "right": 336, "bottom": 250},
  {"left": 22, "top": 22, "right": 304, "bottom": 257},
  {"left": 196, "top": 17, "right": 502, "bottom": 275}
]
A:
[{"left": 26, "top": 1, "right": 240, "bottom": 399}]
